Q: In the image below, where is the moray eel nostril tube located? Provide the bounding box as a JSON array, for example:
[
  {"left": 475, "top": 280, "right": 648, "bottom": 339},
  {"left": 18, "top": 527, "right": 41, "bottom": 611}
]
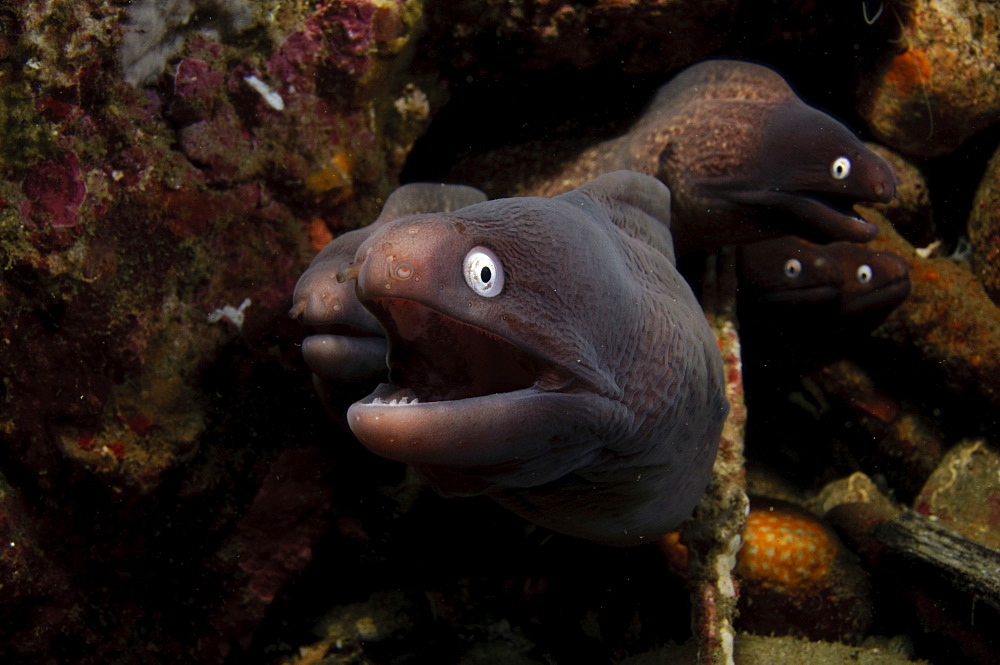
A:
[{"left": 342, "top": 171, "right": 728, "bottom": 546}]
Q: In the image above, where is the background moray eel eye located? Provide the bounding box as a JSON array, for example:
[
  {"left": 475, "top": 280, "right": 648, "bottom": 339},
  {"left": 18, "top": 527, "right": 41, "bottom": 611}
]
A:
[
  {"left": 830, "top": 156, "right": 852, "bottom": 180},
  {"left": 783, "top": 258, "right": 803, "bottom": 278},
  {"left": 463, "top": 246, "right": 504, "bottom": 297},
  {"left": 856, "top": 263, "right": 873, "bottom": 284}
]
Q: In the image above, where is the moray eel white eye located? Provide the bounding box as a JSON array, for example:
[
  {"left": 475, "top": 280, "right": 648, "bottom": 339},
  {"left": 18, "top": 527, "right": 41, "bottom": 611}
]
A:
[
  {"left": 463, "top": 246, "right": 504, "bottom": 297},
  {"left": 856, "top": 263, "right": 873, "bottom": 284},
  {"left": 830, "top": 156, "right": 852, "bottom": 180},
  {"left": 783, "top": 258, "right": 803, "bottom": 278}
]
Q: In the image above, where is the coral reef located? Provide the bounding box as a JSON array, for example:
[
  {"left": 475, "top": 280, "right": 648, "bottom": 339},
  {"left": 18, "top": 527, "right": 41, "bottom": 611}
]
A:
[
  {"left": 120, "top": 0, "right": 254, "bottom": 85},
  {"left": 2, "top": 0, "right": 999, "bottom": 663},
  {"left": 2, "top": 0, "right": 436, "bottom": 661}
]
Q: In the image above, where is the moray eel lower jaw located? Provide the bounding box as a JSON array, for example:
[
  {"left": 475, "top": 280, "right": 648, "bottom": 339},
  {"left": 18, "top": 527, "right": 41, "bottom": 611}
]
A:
[
  {"left": 290, "top": 282, "right": 388, "bottom": 383},
  {"left": 722, "top": 187, "right": 881, "bottom": 243},
  {"left": 761, "top": 283, "right": 839, "bottom": 305},
  {"left": 842, "top": 277, "right": 910, "bottom": 316},
  {"left": 346, "top": 296, "right": 609, "bottom": 476},
  {"left": 299, "top": 329, "right": 387, "bottom": 384},
  {"left": 290, "top": 227, "right": 390, "bottom": 384}
]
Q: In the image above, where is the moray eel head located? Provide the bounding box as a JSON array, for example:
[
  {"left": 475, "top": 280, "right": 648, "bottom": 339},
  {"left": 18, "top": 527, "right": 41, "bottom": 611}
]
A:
[
  {"left": 290, "top": 225, "right": 389, "bottom": 384},
  {"left": 823, "top": 241, "right": 911, "bottom": 315},
  {"left": 709, "top": 103, "right": 897, "bottom": 244},
  {"left": 343, "top": 205, "right": 622, "bottom": 486},
  {"left": 737, "top": 236, "right": 842, "bottom": 304},
  {"left": 738, "top": 236, "right": 911, "bottom": 319},
  {"left": 339, "top": 173, "right": 726, "bottom": 545}
]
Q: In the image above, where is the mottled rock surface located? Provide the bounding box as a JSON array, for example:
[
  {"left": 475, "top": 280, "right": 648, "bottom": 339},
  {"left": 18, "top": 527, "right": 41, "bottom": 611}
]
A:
[
  {"left": 867, "top": 143, "right": 934, "bottom": 246},
  {"left": 1, "top": 0, "right": 435, "bottom": 661},
  {"left": 915, "top": 440, "right": 1000, "bottom": 550},
  {"left": 859, "top": 0, "right": 1000, "bottom": 157},
  {"left": 969, "top": 142, "right": 1000, "bottom": 305},
  {"left": 423, "top": 0, "right": 740, "bottom": 74}
]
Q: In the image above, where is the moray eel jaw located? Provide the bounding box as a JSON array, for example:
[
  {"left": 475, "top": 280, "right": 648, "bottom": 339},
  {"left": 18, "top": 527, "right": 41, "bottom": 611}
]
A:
[
  {"left": 744, "top": 188, "right": 880, "bottom": 243},
  {"left": 290, "top": 226, "right": 390, "bottom": 384},
  {"left": 346, "top": 296, "right": 606, "bottom": 479},
  {"left": 709, "top": 100, "right": 898, "bottom": 244}
]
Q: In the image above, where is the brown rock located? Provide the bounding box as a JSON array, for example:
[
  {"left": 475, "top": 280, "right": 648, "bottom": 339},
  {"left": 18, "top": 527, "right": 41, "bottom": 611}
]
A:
[
  {"left": 425, "top": 0, "right": 740, "bottom": 74},
  {"left": 858, "top": 0, "right": 1000, "bottom": 157},
  {"left": 914, "top": 439, "right": 1000, "bottom": 550},
  {"left": 968, "top": 142, "right": 1000, "bottom": 305},
  {"left": 863, "top": 208, "right": 1000, "bottom": 410},
  {"left": 866, "top": 143, "right": 935, "bottom": 246}
]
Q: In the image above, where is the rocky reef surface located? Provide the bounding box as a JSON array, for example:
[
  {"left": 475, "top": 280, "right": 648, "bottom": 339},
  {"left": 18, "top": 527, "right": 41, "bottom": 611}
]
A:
[{"left": 1, "top": 1, "right": 998, "bottom": 664}]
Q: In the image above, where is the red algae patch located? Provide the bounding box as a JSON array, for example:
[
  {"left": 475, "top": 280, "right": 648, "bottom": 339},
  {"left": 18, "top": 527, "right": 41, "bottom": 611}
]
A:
[{"left": 19, "top": 151, "right": 87, "bottom": 228}]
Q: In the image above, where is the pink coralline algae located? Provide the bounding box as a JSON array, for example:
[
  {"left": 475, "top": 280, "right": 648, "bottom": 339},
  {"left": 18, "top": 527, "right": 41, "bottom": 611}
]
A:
[
  {"left": 268, "top": 1, "right": 409, "bottom": 93},
  {"left": 198, "top": 447, "right": 334, "bottom": 659},
  {"left": 266, "top": 1, "right": 402, "bottom": 103},
  {"left": 1, "top": 0, "right": 435, "bottom": 660},
  {"left": 19, "top": 150, "right": 87, "bottom": 228},
  {"left": 170, "top": 57, "right": 226, "bottom": 125}
]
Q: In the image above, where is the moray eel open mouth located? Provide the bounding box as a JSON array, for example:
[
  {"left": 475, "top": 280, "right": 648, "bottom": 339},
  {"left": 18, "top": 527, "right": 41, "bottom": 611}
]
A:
[
  {"left": 763, "top": 189, "right": 880, "bottom": 243},
  {"left": 347, "top": 298, "right": 584, "bottom": 469},
  {"left": 369, "top": 299, "right": 551, "bottom": 402}
]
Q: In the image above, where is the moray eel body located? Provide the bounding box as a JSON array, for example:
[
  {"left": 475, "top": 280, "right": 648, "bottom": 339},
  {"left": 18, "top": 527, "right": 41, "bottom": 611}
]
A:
[
  {"left": 462, "top": 60, "right": 897, "bottom": 254},
  {"left": 338, "top": 171, "right": 727, "bottom": 546},
  {"left": 737, "top": 237, "right": 910, "bottom": 315},
  {"left": 291, "top": 184, "right": 487, "bottom": 387}
]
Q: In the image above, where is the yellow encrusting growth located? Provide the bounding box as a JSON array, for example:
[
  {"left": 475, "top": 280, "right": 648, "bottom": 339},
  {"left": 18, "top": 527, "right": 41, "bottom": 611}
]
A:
[{"left": 737, "top": 507, "right": 837, "bottom": 590}]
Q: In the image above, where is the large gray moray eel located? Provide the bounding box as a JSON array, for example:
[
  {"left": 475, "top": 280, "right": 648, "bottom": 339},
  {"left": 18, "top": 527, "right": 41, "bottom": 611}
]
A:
[{"left": 338, "top": 171, "right": 728, "bottom": 546}]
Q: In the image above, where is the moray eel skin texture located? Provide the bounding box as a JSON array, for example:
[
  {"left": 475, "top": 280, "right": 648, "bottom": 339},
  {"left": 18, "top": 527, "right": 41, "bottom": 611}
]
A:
[
  {"left": 307, "top": 171, "right": 728, "bottom": 546},
  {"left": 479, "top": 60, "right": 898, "bottom": 254}
]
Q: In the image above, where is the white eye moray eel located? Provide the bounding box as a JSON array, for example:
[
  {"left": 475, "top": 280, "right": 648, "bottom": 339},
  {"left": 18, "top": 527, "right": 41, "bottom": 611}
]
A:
[
  {"left": 340, "top": 171, "right": 728, "bottom": 546},
  {"left": 737, "top": 237, "right": 843, "bottom": 305},
  {"left": 822, "top": 241, "right": 911, "bottom": 315},
  {"left": 737, "top": 237, "right": 910, "bottom": 315},
  {"left": 634, "top": 60, "right": 897, "bottom": 252},
  {"left": 290, "top": 183, "right": 487, "bottom": 385},
  {"left": 474, "top": 60, "right": 898, "bottom": 254}
]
